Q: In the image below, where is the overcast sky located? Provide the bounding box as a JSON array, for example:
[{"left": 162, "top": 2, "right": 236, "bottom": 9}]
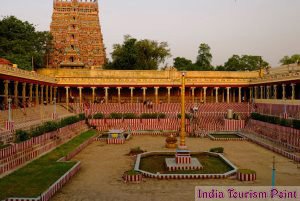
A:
[{"left": 1, "top": 0, "right": 300, "bottom": 67}]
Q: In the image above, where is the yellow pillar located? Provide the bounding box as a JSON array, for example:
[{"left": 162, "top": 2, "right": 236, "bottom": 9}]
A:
[
  {"left": 142, "top": 87, "right": 147, "bottom": 102},
  {"left": 91, "top": 87, "right": 96, "bottom": 103},
  {"left": 104, "top": 87, "right": 109, "bottom": 103},
  {"left": 167, "top": 87, "right": 172, "bottom": 103},
  {"left": 214, "top": 87, "right": 219, "bottom": 103},
  {"left": 14, "top": 81, "right": 19, "bottom": 106},
  {"left": 226, "top": 87, "right": 231, "bottom": 103},
  {"left": 129, "top": 87, "right": 135, "bottom": 104},
  {"left": 154, "top": 87, "right": 159, "bottom": 104},
  {"left": 22, "top": 82, "right": 26, "bottom": 106},
  {"left": 40, "top": 85, "right": 44, "bottom": 104},
  {"left": 282, "top": 84, "right": 286, "bottom": 100},
  {"left": 249, "top": 87, "right": 253, "bottom": 102},
  {"left": 3, "top": 80, "right": 9, "bottom": 105},
  {"left": 35, "top": 84, "right": 39, "bottom": 105},
  {"left": 191, "top": 87, "right": 196, "bottom": 104},
  {"left": 291, "top": 84, "right": 295, "bottom": 100},
  {"left": 78, "top": 87, "right": 83, "bottom": 104},
  {"left": 179, "top": 72, "right": 187, "bottom": 149}
]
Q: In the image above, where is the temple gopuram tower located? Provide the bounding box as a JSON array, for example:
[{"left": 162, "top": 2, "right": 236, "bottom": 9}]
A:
[{"left": 49, "top": 0, "right": 106, "bottom": 69}]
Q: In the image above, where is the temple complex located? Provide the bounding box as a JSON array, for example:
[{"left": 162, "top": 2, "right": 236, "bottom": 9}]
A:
[
  {"left": 1, "top": 0, "right": 300, "bottom": 200},
  {"left": 49, "top": 0, "right": 106, "bottom": 69}
]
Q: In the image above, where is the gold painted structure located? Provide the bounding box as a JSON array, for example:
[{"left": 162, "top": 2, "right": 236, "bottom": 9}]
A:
[{"left": 179, "top": 72, "right": 187, "bottom": 149}]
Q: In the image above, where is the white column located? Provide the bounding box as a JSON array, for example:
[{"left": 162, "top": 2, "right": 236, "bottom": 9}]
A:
[
  {"left": 91, "top": 87, "right": 96, "bottom": 103},
  {"left": 254, "top": 86, "right": 258, "bottom": 99},
  {"left": 282, "top": 84, "right": 286, "bottom": 100},
  {"left": 78, "top": 87, "right": 83, "bottom": 104},
  {"left": 214, "top": 87, "right": 219, "bottom": 103},
  {"left": 226, "top": 87, "right": 231, "bottom": 103},
  {"left": 129, "top": 87, "right": 135, "bottom": 104},
  {"left": 104, "top": 87, "right": 109, "bottom": 103},
  {"left": 117, "top": 87, "right": 122, "bottom": 103},
  {"left": 191, "top": 87, "right": 196, "bottom": 104},
  {"left": 154, "top": 87, "right": 159, "bottom": 104},
  {"left": 65, "top": 87, "right": 70, "bottom": 110},
  {"left": 238, "top": 87, "right": 242, "bottom": 103},
  {"left": 273, "top": 85, "right": 277, "bottom": 99},
  {"left": 167, "top": 87, "right": 172, "bottom": 103},
  {"left": 266, "top": 86, "right": 271, "bottom": 99},
  {"left": 203, "top": 87, "right": 207, "bottom": 103},
  {"left": 291, "top": 84, "right": 295, "bottom": 100},
  {"left": 142, "top": 87, "right": 147, "bottom": 102}
]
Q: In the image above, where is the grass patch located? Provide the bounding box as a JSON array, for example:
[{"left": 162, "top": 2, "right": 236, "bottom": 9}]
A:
[
  {"left": 210, "top": 134, "right": 242, "bottom": 139},
  {"left": 0, "top": 130, "right": 97, "bottom": 200},
  {"left": 139, "top": 153, "right": 233, "bottom": 174}
]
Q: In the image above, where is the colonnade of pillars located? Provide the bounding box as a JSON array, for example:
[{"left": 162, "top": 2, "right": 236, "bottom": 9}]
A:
[
  {"left": 250, "top": 83, "right": 296, "bottom": 100},
  {"left": 64, "top": 86, "right": 246, "bottom": 105},
  {"left": 2, "top": 80, "right": 57, "bottom": 107}
]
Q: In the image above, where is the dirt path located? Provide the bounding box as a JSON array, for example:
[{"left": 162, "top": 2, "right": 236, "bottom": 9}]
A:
[{"left": 52, "top": 136, "right": 300, "bottom": 201}]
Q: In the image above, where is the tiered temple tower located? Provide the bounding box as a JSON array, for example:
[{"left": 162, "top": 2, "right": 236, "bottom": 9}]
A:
[{"left": 49, "top": 0, "right": 106, "bottom": 69}]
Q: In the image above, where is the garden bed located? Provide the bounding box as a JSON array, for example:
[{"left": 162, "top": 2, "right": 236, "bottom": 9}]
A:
[{"left": 0, "top": 130, "right": 97, "bottom": 200}]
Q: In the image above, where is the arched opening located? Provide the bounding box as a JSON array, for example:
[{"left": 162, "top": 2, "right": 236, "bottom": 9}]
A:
[{"left": 70, "top": 56, "right": 74, "bottom": 62}]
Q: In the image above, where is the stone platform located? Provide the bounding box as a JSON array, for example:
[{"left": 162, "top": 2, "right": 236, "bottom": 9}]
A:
[{"left": 165, "top": 158, "right": 203, "bottom": 171}]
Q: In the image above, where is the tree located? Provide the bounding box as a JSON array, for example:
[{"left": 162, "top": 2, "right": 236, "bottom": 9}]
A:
[
  {"left": 195, "top": 43, "right": 214, "bottom": 70},
  {"left": 223, "top": 55, "right": 269, "bottom": 71},
  {"left": 105, "top": 35, "right": 171, "bottom": 70},
  {"left": 173, "top": 57, "right": 193, "bottom": 71},
  {"left": 280, "top": 54, "right": 300, "bottom": 65},
  {"left": 0, "top": 16, "right": 53, "bottom": 70}
]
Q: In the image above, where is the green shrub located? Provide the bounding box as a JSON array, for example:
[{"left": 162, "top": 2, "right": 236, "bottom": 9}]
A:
[
  {"left": 78, "top": 113, "right": 85, "bottom": 120},
  {"left": 93, "top": 113, "right": 104, "bottom": 119},
  {"left": 251, "top": 112, "right": 294, "bottom": 128},
  {"left": 16, "top": 130, "right": 30, "bottom": 142},
  {"left": 109, "top": 113, "right": 123, "bottom": 119},
  {"left": 209, "top": 147, "right": 224, "bottom": 153},
  {"left": 177, "top": 113, "right": 191, "bottom": 119},
  {"left": 43, "top": 121, "right": 59, "bottom": 133},
  {"left": 158, "top": 113, "right": 166, "bottom": 118},
  {"left": 293, "top": 119, "right": 300, "bottom": 129},
  {"left": 123, "top": 113, "right": 137, "bottom": 119},
  {"left": 139, "top": 113, "right": 166, "bottom": 119}
]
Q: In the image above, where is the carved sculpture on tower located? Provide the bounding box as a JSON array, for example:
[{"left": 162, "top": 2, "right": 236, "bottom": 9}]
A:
[{"left": 49, "top": 0, "right": 106, "bottom": 69}]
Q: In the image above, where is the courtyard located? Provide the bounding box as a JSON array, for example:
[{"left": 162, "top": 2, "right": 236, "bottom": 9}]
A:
[{"left": 51, "top": 135, "right": 300, "bottom": 201}]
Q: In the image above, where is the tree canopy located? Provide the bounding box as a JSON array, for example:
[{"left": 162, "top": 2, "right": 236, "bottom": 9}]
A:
[
  {"left": 105, "top": 35, "right": 171, "bottom": 70},
  {"left": 0, "top": 16, "right": 52, "bottom": 70},
  {"left": 280, "top": 54, "right": 300, "bottom": 65},
  {"left": 195, "top": 43, "right": 213, "bottom": 70},
  {"left": 173, "top": 43, "right": 214, "bottom": 71},
  {"left": 223, "top": 55, "right": 269, "bottom": 71}
]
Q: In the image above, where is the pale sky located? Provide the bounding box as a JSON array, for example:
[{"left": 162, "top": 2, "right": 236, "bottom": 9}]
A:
[{"left": 1, "top": 0, "right": 300, "bottom": 67}]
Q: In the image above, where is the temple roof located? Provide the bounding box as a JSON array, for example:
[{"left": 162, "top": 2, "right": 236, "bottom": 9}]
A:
[{"left": 0, "top": 58, "right": 12, "bottom": 66}]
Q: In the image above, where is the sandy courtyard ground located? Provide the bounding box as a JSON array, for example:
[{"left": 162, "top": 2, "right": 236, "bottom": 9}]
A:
[{"left": 52, "top": 136, "right": 300, "bottom": 201}]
